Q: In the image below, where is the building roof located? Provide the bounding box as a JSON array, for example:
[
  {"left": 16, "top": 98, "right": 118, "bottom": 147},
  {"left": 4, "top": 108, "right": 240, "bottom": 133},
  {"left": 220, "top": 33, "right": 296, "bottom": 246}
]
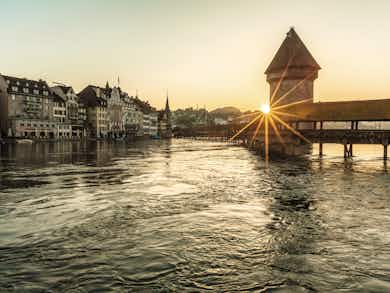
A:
[
  {"left": 78, "top": 85, "right": 108, "bottom": 107},
  {"left": 282, "top": 99, "right": 390, "bottom": 121},
  {"left": 265, "top": 28, "right": 321, "bottom": 74},
  {"left": 51, "top": 86, "right": 68, "bottom": 100},
  {"left": 132, "top": 97, "right": 156, "bottom": 114},
  {"left": 58, "top": 85, "right": 72, "bottom": 94},
  {"left": 1, "top": 74, "right": 50, "bottom": 96}
]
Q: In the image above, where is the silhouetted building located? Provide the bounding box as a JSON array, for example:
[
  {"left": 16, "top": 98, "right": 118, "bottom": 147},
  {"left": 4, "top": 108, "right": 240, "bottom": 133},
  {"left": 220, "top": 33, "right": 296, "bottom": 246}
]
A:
[{"left": 158, "top": 95, "right": 172, "bottom": 138}]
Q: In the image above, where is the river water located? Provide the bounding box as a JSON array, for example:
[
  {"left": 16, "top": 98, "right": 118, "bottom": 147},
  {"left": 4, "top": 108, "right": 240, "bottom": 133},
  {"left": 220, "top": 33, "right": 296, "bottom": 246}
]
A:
[{"left": 1, "top": 140, "right": 390, "bottom": 292}]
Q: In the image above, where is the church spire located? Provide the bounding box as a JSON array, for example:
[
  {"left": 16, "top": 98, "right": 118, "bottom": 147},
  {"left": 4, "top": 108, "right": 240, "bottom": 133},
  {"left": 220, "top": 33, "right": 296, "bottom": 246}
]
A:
[{"left": 165, "top": 90, "right": 170, "bottom": 112}]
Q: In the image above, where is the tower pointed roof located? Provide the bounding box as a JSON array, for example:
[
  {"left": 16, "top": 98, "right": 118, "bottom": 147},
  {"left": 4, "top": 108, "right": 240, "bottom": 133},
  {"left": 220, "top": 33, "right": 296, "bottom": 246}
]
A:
[
  {"left": 165, "top": 90, "right": 170, "bottom": 112},
  {"left": 265, "top": 28, "right": 321, "bottom": 74}
]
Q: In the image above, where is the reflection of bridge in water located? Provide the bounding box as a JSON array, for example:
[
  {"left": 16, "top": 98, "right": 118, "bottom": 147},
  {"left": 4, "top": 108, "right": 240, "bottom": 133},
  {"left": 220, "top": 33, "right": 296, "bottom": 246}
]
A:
[{"left": 181, "top": 28, "right": 390, "bottom": 160}]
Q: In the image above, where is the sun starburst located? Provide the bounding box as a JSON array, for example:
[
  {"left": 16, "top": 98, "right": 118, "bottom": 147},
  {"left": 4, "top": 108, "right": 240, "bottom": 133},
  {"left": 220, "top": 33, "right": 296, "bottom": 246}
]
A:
[{"left": 229, "top": 61, "right": 312, "bottom": 164}]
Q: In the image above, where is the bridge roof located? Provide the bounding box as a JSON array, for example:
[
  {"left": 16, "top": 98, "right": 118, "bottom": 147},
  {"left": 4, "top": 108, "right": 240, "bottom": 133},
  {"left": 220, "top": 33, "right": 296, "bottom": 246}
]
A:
[
  {"left": 265, "top": 28, "right": 321, "bottom": 74},
  {"left": 281, "top": 99, "right": 390, "bottom": 121}
]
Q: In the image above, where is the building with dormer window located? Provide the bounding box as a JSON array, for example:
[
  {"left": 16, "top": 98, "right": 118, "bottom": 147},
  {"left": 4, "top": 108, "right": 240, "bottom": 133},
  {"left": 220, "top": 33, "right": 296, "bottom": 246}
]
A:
[{"left": 0, "top": 74, "right": 62, "bottom": 139}]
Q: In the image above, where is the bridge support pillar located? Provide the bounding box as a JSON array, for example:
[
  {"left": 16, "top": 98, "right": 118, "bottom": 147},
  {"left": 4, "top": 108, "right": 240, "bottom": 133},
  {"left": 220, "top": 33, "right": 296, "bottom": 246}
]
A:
[
  {"left": 344, "top": 143, "right": 353, "bottom": 158},
  {"left": 384, "top": 144, "right": 388, "bottom": 160},
  {"left": 319, "top": 143, "right": 323, "bottom": 157}
]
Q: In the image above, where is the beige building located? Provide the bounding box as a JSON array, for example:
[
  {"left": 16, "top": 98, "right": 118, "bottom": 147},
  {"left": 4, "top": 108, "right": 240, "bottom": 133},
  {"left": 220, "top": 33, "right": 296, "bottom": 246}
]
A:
[
  {"left": 132, "top": 97, "right": 158, "bottom": 137},
  {"left": 51, "top": 85, "right": 87, "bottom": 138},
  {"left": 105, "top": 83, "right": 125, "bottom": 139},
  {"left": 121, "top": 93, "right": 142, "bottom": 138}
]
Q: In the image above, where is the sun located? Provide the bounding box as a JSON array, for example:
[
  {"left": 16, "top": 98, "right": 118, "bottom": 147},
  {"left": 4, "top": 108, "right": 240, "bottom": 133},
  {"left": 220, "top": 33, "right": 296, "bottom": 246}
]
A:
[{"left": 260, "top": 103, "right": 271, "bottom": 114}]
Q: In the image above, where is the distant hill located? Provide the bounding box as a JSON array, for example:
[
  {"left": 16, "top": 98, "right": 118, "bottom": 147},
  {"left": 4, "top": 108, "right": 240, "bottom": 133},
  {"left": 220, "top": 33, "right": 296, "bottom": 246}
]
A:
[{"left": 209, "top": 106, "right": 241, "bottom": 117}]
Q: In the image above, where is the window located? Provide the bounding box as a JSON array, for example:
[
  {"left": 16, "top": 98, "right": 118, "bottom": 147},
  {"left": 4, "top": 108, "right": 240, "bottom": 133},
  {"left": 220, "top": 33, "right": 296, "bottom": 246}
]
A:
[
  {"left": 11, "top": 86, "right": 18, "bottom": 91},
  {"left": 11, "top": 94, "right": 15, "bottom": 101},
  {"left": 33, "top": 89, "right": 39, "bottom": 95},
  {"left": 43, "top": 91, "right": 48, "bottom": 96},
  {"left": 23, "top": 88, "right": 29, "bottom": 94}
]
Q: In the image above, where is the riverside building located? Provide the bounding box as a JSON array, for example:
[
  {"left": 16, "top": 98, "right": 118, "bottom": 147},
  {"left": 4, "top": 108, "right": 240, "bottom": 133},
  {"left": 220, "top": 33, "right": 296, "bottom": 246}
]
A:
[
  {"left": 0, "top": 73, "right": 165, "bottom": 141},
  {"left": 0, "top": 74, "right": 65, "bottom": 139}
]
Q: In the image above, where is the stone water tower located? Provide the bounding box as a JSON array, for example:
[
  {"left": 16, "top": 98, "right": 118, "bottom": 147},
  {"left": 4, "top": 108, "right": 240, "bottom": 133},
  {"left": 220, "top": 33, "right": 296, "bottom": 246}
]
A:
[{"left": 265, "top": 28, "right": 321, "bottom": 107}]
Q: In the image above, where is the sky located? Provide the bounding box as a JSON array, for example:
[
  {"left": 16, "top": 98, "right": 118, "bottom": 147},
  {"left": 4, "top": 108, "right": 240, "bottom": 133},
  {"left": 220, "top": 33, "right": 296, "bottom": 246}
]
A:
[{"left": 2, "top": 0, "right": 390, "bottom": 111}]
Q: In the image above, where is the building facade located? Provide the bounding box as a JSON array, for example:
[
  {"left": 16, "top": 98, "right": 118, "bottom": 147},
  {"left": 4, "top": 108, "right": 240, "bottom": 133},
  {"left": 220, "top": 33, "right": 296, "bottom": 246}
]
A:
[
  {"left": 121, "top": 93, "right": 142, "bottom": 138},
  {"left": 51, "top": 85, "right": 87, "bottom": 138},
  {"left": 0, "top": 74, "right": 164, "bottom": 141},
  {"left": 0, "top": 74, "right": 66, "bottom": 139},
  {"left": 105, "top": 83, "right": 125, "bottom": 139},
  {"left": 78, "top": 85, "right": 109, "bottom": 138}
]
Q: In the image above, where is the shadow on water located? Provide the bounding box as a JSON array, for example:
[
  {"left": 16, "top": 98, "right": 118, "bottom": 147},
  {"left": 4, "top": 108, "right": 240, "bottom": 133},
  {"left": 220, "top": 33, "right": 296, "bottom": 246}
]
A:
[{"left": 258, "top": 156, "right": 326, "bottom": 292}]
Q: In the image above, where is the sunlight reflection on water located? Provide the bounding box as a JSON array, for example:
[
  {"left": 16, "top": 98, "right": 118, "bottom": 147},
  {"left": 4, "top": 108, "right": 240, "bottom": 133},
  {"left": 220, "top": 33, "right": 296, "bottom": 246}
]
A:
[{"left": 0, "top": 139, "right": 390, "bottom": 291}]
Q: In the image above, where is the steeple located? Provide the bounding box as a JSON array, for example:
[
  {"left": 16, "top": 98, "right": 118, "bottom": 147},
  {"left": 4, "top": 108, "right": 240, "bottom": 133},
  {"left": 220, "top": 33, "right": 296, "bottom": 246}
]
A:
[
  {"left": 265, "top": 28, "right": 321, "bottom": 106},
  {"left": 165, "top": 90, "right": 170, "bottom": 112},
  {"left": 105, "top": 81, "right": 110, "bottom": 90}
]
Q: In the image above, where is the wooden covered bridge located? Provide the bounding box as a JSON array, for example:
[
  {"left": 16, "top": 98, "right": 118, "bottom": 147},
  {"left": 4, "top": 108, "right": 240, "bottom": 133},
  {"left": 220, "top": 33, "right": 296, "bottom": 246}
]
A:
[{"left": 182, "top": 28, "right": 390, "bottom": 159}]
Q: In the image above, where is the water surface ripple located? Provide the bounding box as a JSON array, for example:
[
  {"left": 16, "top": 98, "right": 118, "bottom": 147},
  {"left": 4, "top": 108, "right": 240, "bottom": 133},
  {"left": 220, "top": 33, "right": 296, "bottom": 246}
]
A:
[{"left": 1, "top": 140, "right": 390, "bottom": 292}]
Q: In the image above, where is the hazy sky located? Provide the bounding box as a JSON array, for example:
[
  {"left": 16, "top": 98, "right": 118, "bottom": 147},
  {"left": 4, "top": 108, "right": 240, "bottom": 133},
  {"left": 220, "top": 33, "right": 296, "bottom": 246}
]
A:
[{"left": 2, "top": 0, "right": 390, "bottom": 110}]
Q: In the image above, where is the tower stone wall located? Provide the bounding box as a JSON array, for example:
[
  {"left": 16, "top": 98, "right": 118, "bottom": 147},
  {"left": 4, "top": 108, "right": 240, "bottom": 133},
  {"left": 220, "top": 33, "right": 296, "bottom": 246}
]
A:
[{"left": 265, "top": 28, "right": 320, "bottom": 107}]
